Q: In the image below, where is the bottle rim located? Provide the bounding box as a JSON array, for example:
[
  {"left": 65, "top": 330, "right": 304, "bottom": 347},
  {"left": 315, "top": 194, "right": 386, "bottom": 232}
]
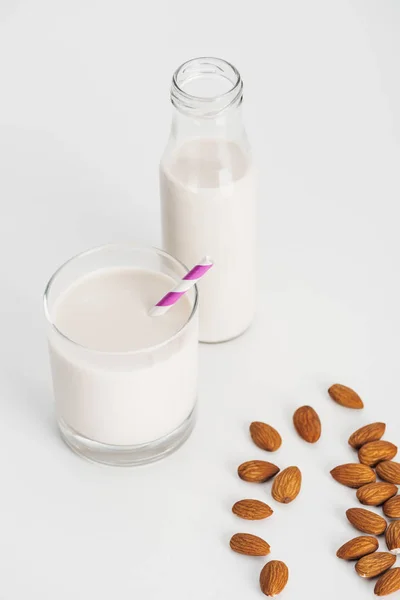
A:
[{"left": 171, "top": 57, "right": 243, "bottom": 117}]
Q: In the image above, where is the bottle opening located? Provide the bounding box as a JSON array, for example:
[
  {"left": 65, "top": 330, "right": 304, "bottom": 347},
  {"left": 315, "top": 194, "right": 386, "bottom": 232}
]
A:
[{"left": 171, "top": 57, "right": 243, "bottom": 117}]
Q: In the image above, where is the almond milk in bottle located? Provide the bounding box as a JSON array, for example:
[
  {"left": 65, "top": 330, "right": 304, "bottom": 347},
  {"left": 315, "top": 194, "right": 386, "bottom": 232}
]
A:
[{"left": 160, "top": 57, "right": 256, "bottom": 343}]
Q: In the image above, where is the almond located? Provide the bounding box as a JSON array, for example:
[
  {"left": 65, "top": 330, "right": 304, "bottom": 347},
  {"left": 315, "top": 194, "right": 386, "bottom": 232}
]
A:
[
  {"left": 375, "top": 568, "right": 400, "bottom": 596},
  {"left": 337, "top": 536, "right": 379, "bottom": 560},
  {"left": 328, "top": 383, "right": 364, "bottom": 409},
  {"left": 357, "top": 483, "right": 398, "bottom": 506},
  {"left": 355, "top": 552, "right": 396, "bottom": 578},
  {"left": 232, "top": 499, "right": 273, "bottom": 520},
  {"left": 383, "top": 496, "right": 400, "bottom": 519},
  {"left": 293, "top": 406, "right": 321, "bottom": 443},
  {"left": 346, "top": 508, "right": 388, "bottom": 535},
  {"left": 238, "top": 461, "right": 280, "bottom": 483},
  {"left": 386, "top": 522, "right": 400, "bottom": 554},
  {"left": 260, "top": 560, "right": 289, "bottom": 597},
  {"left": 377, "top": 462, "right": 400, "bottom": 485},
  {"left": 271, "top": 466, "right": 302, "bottom": 504},
  {"left": 349, "top": 422, "right": 386, "bottom": 449},
  {"left": 359, "top": 441, "right": 398, "bottom": 467},
  {"left": 330, "top": 463, "right": 376, "bottom": 488},
  {"left": 230, "top": 533, "right": 271, "bottom": 556},
  {"left": 250, "top": 422, "right": 282, "bottom": 452}
]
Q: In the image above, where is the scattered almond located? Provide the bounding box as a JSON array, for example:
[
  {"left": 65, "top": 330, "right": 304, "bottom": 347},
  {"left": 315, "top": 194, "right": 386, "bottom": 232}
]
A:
[
  {"left": 250, "top": 422, "right": 282, "bottom": 452},
  {"left": 337, "top": 536, "right": 379, "bottom": 560},
  {"left": 230, "top": 533, "right": 271, "bottom": 556},
  {"left": 260, "top": 560, "right": 289, "bottom": 597},
  {"left": 359, "top": 441, "right": 398, "bottom": 467},
  {"left": 271, "top": 466, "right": 302, "bottom": 504},
  {"left": 349, "top": 422, "right": 386, "bottom": 449},
  {"left": 346, "top": 508, "right": 387, "bottom": 535},
  {"left": 233, "top": 396, "right": 399, "bottom": 593},
  {"left": 330, "top": 463, "right": 376, "bottom": 488},
  {"left": 232, "top": 499, "right": 273, "bottom": 521},
  {"left": 375, "top": 568, "right": 400, "bottom": 596},
  {"left": 328, "top": 384, "right": 364, "bottom": 409},
  {"left": 383, "top": 496, "right": 400, "bottom": 519},
  {"left": 355, "top": 552, "right": 396, "bottom": 578},
  {"left": 238, "top": 461, "right": 280, "bottom": 483},
  {"left": 377, "top": 462, "right": 400, "bottom": 485},
  {"left": 385, "top": 522, "right": 400, "bottom": 555},
  {"left": 357, "top": 483, "right": 398, "bottom": 506},
  {"left": 293, "top": 406, "right": 321, "bottom": 443}
]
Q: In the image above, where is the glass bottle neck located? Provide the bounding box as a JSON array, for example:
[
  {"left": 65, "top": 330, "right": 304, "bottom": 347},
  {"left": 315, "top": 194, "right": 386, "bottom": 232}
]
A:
[
  {"left": 171, "top": 104, "right": 245, "bottom": 140},
  {"left": 169, "top": 57, "right": 245, "bottom": 142}
]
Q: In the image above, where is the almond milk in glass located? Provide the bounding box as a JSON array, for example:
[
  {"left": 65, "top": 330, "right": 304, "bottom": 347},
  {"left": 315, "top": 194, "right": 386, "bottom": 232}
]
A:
[
  {"left": 160, "top": 57, "right": 257, "bottom": 343},
  {"left": 44, "top": 245, "right": 198, "bottom": 466}
]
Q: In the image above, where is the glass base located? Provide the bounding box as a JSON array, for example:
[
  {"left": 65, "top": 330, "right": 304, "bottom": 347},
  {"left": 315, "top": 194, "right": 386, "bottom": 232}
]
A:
[{"left": 58, "top": 409, "right": 196, "bottom": 467}]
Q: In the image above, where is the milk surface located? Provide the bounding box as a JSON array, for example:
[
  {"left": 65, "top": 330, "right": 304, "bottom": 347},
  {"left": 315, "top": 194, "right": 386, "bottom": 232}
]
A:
[
  {"left": 54, "top": 268, "right": 191, "bottom": 352},
  {"left": 160, "top": 138, "right": 256, "bottom": 343},
  {"left": 48, "top": 267, "right": 198, "bottom": 446}
]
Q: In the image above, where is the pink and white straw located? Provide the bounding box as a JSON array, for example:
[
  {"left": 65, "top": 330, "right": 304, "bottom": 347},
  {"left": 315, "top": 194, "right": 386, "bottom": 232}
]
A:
[{"left": 150, "top": 256, "right": 213, "bottom": 316}]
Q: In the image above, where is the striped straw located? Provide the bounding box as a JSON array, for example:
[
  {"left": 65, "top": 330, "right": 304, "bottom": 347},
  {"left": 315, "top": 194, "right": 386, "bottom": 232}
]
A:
[{"left": 149, "top": 256, "right": 213, "bottom": 317}]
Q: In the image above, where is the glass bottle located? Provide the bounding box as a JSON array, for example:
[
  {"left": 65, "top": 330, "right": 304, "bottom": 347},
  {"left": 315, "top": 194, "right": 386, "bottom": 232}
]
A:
[{"left": 160, "top": 57, "right": 256, "bottom": 343}]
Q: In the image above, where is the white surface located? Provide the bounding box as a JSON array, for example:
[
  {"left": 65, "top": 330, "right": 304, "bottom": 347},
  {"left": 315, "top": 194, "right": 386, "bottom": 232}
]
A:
[{"left": 0, "top": 1, "right": 400, "bottom": 598}]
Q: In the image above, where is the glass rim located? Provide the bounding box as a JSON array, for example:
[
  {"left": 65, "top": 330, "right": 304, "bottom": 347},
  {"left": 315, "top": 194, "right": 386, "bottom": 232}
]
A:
[
  {"left": 43, "top": 243, "right": 199, "bottom": 356},
  {"left": 172, "top": 56, "right": 242, "bottom": 103}
]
